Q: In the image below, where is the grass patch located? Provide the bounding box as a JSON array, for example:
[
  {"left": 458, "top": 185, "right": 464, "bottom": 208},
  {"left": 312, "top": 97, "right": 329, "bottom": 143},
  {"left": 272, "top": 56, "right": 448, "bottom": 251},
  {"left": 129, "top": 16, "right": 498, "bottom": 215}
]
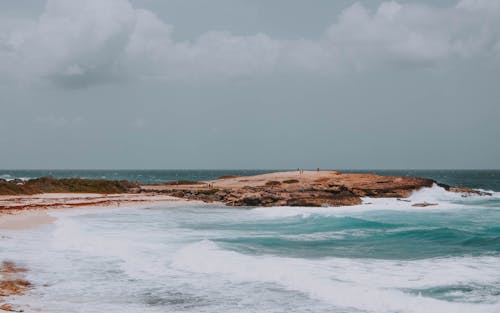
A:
[
  {"left": 218, "top": 175, "right": 239, "bottom": 179},
  {"left": 163, "top": 180, "right": 204, "bottom": 185},
  {"left": 0, "top": 177, "right": 138, "bottom": 195}
]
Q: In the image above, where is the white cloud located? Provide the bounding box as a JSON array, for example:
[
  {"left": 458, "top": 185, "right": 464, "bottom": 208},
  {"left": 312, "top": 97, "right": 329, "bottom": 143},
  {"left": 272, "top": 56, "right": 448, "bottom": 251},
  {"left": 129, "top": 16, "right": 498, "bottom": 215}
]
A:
[
  {"left": 325, "top": 0, "right": 500, "bottom": 68},
  {"left": 1, "top": 0, "right": 136, "bottom": 86},
  {"left": 0, "top": 0, "right": 499, "bottom": 87}
]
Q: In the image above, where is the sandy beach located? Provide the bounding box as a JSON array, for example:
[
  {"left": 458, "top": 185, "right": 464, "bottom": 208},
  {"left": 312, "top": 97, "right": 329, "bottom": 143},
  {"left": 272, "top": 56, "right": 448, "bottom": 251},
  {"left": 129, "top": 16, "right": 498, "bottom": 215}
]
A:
[
  {"left": 0, "top": 211, "right": 56, "bottom": 231},
  {"left": 0, "top": 193, "right": 199, "bottom": 231}
]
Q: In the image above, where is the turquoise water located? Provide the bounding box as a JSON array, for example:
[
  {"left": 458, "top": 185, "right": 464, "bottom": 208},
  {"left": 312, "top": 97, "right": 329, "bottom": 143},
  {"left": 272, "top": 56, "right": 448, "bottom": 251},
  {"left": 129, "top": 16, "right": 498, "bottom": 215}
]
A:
[{"left": 1, "top": 171, "right": 500, "bottom": 312}]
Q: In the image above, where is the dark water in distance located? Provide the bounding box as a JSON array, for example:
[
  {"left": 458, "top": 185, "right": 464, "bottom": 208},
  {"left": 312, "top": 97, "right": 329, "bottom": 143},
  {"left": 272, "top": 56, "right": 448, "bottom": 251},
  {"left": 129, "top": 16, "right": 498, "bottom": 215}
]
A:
[
  {"left": 0, "top": 169, "right": 279, "bottom": 184},
  {"left": 1, "top": 169, "right": 499, "bottom": 191}
]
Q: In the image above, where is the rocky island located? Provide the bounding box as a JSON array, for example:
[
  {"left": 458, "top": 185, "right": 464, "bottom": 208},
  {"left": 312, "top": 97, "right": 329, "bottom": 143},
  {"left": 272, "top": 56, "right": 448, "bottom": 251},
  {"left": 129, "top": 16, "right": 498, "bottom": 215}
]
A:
[
  {"left": 141, "top": 170, "right": 485, "bottom": 207},
  {"left": 0, "top": 171, "right": 487, "bottom": 215}
]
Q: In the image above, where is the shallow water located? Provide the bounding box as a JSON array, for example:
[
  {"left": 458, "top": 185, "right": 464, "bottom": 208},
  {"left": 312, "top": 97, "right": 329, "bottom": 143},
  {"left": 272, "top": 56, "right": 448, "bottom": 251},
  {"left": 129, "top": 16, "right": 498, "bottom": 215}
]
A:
[{"left": 2, "top": 186, "right": 500, "bottom": 312}]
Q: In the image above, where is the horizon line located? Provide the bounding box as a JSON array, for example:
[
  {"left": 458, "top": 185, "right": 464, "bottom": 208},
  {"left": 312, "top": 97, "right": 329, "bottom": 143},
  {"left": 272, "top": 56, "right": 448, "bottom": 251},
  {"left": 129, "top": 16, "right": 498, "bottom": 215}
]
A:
[{"left": 1, "top": 168, "right": 500, "bottom": 171}]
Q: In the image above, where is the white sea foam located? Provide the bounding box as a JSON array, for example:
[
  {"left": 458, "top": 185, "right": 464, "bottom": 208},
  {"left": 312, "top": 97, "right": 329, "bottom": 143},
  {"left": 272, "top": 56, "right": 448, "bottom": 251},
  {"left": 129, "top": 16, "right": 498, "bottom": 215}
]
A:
[
  {"left": 0, "top": 174, "right": 32, "bottom": 182},
  {"left": 250, "top": 184, "right": 499, "bottom": 219},
  {"left": 2, "top": 194, "right": 499, "bottom": 313},
  {"left": 172, "top": 240, "right": 500, "bottom": 313},
  {"left": 408, "top": 184, "right": 498, "bottom": 202},
  {"left": 49, "top": 215, "right": 175, "bottom": 280}
]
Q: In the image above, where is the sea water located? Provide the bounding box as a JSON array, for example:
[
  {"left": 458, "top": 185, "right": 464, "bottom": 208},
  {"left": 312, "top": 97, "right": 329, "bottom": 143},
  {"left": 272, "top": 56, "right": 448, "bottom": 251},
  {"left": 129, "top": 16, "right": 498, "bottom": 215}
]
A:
[
  {"left": 0, "top": 169, "right": 497, "bottom": 190},
  {"left": 1, "top": 170, "right": 500, "bottom": 313}
]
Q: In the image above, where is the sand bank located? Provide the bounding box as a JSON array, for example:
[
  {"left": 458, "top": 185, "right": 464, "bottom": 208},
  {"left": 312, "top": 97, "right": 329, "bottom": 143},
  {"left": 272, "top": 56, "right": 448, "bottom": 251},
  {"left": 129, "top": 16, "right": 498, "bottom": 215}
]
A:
[
  {"left": 0, "top": 193, "right": 200, "bottom": 230},
  {"left": 0, "top": 211, "right": 56, "bottom": 230}
]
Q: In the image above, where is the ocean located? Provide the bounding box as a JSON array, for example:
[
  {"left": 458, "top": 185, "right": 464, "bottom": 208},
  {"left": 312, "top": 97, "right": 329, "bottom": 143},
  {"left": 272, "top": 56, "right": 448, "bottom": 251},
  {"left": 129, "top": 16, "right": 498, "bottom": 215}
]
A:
[
  {"left": 1, "top": 170, "right": 500, "bottom": 313},
  {"left": 1, "top": 169, "right": 499, "bottom": 191}
]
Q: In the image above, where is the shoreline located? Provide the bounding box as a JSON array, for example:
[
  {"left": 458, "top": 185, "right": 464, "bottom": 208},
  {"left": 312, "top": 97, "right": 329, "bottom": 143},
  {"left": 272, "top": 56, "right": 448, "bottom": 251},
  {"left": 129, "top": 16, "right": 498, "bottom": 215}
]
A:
[
  {"left": 0, "top": 173, "right": 495, "bottom": 312},
  {"left": 0, "top": 193, "right": 206, "bottom": 230},
  {"left": 0, "top": 170, "right": 489, "bottom": 230},
  {"left": 140, "top": 170, "right": 487, "bottom": 207},
  {"left": 0, "top": 194, "right": 208, "bottom": 311},
  {"left": 0, "top": 211, "right": 56, "bottom": 230},
  {"left": 0, "top": 261, "right": 30, "bottom": 312}
]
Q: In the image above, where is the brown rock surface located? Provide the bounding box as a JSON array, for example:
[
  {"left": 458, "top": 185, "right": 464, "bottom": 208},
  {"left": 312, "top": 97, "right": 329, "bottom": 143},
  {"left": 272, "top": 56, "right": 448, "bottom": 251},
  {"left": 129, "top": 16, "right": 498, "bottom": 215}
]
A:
[
  {"left": 0, "top": 172, "right": 487, "bottom": 212},
  {"left": 141, "top": 170, "right": 437, "bottom": 207},
  {"left": 0, "top": 261, "right": 30, "bottom": 312},
  {"left": 438, "top": 184, "right": 492, "bottom": 196}
]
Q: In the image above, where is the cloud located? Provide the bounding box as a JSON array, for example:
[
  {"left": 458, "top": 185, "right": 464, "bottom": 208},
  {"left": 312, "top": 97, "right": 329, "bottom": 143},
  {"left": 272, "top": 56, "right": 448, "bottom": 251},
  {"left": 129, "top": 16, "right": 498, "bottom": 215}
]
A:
[
  {"left": 1, "top": 0, "right": 135, "bottom": 86},
  {"left": 325, "top": 0, "right": 500, "bottom": 69},
  {"left": 0, "top": 0, "right": 499, "bottom": 87}
]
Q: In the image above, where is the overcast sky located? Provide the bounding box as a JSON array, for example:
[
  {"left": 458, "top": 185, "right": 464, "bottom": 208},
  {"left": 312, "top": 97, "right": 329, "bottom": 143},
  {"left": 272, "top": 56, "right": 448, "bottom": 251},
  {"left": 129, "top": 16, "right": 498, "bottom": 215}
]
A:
[{"left": 0, "top": 0, "right": 499, "bottom": 169}]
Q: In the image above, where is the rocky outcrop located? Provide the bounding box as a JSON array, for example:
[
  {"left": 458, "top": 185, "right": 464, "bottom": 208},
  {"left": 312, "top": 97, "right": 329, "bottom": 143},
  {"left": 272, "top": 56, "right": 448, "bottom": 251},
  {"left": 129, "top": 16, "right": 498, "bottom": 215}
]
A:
[
  {"left": 437, "top": 183, "right": 492, "bottom": 196},
  {"left": 141, "top": 171, "right": 446, "bottom": 207},
  {"left": 0, "top": 261, "right": 31, "bottom": 312}
]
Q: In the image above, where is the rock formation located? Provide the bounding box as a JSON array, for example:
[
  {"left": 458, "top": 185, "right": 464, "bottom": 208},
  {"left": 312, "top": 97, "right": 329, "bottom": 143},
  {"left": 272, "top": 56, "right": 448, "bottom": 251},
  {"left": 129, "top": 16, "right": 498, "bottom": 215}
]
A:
[
  {"left": 141, "top": 171, "right": 447, "bottom": 207},
  {"left": 0, "top": 261, "right": 30, "bottom": 312}
]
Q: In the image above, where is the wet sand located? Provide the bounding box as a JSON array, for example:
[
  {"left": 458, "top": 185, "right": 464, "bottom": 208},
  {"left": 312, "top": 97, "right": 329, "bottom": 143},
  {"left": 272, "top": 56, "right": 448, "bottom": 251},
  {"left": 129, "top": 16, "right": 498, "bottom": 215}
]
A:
[{"left": 0, "top": 211, "right": 56, "bottom": 230}]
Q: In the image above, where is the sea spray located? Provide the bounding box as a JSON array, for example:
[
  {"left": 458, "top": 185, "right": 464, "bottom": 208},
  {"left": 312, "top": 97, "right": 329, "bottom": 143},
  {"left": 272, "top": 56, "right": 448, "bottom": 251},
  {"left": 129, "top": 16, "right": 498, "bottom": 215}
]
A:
[{"left": 171, "top": 240, "right": 500, "bottom": 313}]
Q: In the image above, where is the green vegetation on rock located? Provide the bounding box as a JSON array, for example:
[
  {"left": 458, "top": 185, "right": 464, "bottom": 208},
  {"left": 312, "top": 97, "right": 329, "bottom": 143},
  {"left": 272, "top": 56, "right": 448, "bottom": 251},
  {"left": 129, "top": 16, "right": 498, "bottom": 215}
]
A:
[{"left": 0, "top": 177, "right": 138, "bottom": 195}]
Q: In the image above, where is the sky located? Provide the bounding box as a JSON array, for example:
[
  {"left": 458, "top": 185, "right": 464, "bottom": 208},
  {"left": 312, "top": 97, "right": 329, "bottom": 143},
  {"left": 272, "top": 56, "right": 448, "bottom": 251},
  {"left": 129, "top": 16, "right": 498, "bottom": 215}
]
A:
[{"left": 0, "top": 0, "right": 499, "bottom": 169}]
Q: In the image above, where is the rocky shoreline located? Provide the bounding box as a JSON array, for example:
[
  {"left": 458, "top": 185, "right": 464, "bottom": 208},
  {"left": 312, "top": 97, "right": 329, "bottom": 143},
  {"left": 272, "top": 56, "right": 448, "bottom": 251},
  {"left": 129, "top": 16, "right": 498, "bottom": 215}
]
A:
[
  {"left": 0, "top": 261, "right": 30, "bottom": 312},
  {"left": 0, "top": 171, "right": 489, "bottom": 212},
  {"left": 140, "top": 170, "right": 488, "bottom": 207}
]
